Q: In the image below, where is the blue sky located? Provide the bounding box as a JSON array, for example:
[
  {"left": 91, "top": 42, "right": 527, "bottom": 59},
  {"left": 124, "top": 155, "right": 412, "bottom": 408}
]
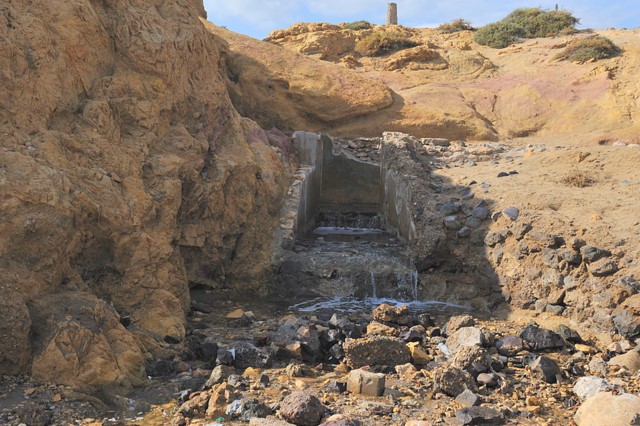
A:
[{"left": 203, "top": 1, "right": 639, "bottom": 40}]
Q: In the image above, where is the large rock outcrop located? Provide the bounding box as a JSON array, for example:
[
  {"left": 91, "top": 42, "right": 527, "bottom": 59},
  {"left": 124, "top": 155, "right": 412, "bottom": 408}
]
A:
[{"left": 0, "top": 0, "right": 292, "bottom": 394}]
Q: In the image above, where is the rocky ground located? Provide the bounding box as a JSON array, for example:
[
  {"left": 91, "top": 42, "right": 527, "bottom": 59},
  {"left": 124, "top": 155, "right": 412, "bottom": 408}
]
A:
[{"left": 6, "top": 298, "right": 640, "bottom": 425}]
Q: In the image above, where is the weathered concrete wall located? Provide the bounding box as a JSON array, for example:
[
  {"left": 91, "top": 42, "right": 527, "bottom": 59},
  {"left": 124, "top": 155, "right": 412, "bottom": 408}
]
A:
[
  {"left": 382, "top": 169, "right": 416, "bottom": 243},
  {"left": 381, "top": 132, "right": 417, "bottom": 243},
  {"left": 293, "top": 132, "right": 324, "bottom": 236},
  {"left": 319, "top": 134, "right": 383, "bottom": 212}
]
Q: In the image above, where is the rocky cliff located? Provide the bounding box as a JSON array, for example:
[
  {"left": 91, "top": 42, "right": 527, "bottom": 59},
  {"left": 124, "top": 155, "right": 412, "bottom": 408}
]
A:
[{"left": 0, "top": 0, "right": 292, "bottom": 395}]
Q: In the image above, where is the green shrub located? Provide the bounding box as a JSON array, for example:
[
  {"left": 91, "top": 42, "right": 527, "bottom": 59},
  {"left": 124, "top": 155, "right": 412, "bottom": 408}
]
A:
[
  {"left": 554, "top": 36, "right": 620, "bottom": 62},
  {"left": 438, "top": 19, "right": 475, "bottom": 34},
  {"left": 474, "top": 7, "right": 579, "bottom": 48},
  {"left": 355, "top": 32, "right": 418, "bottom": 56},
  {"left": 343, "top": 20, "right": 373, "bottom": 31},
  {"left": 473, "top": 22, "right": 525, "bottom": 48}
]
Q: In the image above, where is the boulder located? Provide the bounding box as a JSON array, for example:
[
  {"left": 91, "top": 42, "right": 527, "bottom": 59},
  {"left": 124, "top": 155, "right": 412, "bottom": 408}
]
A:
[
  {"left": 443, "top": 315, "right": 475, "bottom": 336},
  {"left": 453, "top": 345, "right": 492, "bottom": 378},
  {"left": 455, "top": 389, "right": 480, "bottom": 407},
  {"left": 447, "top": 327, "right": 485, "bottom": 355},
  {"left": 573, "top": 376, "right": 612, "bottom": 401},
  {"left": 407, "top": 342, "right": 432, "bottom": 365},
  {"left": 575, "top": 393, "right": 640, "bottom": 426},
  {"left": 588, "top": 259, "right": 618, "bottom": 277},
  {"left": 372, "top": 303, "right": 409, "bottom": 325},
  {"left": 346, "top": 369, "right": 385, "bottom": 397},
  {"left": 580, "top": 246, "right": 611, "bottom": 263},
  {"left": 529, "top": 356, "right": 562, "bottom": 384},
  {"left": 366, "top": 322, "right": 399, "bottom": 337},
  {"left": 343, "top": 336, "right": 411, "bottom": 368},
  {"left": 520, "top": 325, "right": 564, "bottom": 351},
  {"left": 206, "top": 365, "right": 235, "bottom": 387},
  {"left": 609, "top": 350, "right": 640, "bottom": 372},
  {"left": 495, "top": 335, "right": 523, "bottom": 357},
  {"left": 280, "top": 391, "right": 324, "bottom": 426},
  {"left": 433, "top": 366, "right": 477, "bottom": 397}
]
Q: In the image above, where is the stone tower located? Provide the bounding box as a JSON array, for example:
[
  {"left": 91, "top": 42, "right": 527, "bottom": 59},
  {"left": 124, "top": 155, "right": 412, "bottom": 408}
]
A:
[{"left": 386, "top": 3, "right": 398, "bottom": 25}]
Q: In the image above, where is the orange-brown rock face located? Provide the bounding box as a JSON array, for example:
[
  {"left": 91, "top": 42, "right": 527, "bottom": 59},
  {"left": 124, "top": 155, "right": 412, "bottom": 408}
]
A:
[{"left": 0, "top": 0, "right": 291, "bottom": 393}]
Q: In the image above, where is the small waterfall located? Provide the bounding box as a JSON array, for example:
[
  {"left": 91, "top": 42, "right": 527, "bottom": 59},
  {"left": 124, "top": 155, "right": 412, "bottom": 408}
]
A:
[
  {"left": 411, "top": 270, "right": 418, "bottom": 301},
  {"left": 370, "top": 271, "right": 377, "bottom": 299}
]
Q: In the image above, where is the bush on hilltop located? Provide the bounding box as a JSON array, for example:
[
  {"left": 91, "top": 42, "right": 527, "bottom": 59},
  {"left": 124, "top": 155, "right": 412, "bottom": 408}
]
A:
[{"left": 474, "top": 7, "right": 579, "bottom": 48}]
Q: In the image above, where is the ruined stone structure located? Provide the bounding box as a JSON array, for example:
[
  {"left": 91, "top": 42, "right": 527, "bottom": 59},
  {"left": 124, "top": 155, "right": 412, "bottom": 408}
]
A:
[{"left": 387, "top": 3, "right": 398, "bottom": 25}]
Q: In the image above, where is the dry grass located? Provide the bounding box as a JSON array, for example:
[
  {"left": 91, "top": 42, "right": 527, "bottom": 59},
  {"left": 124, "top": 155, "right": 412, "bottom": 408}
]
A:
[{"left": 561, "top": 170, "right": 595, "bottom": 187}]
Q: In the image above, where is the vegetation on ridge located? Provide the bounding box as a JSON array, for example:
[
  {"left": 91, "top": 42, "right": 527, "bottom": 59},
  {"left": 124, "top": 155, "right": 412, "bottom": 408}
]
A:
[
  {"left": 438, "top": 19, "right": 475, "bottom": 34},
  {"left": 554, "top": 36, "right": 620, "bottom": 62},
  {"left": 355, "top": 32, "right": 418, "bottom": 56},
  {"left": 342, "top": 20, "right": 373, "bottom": 31},
  {"left": 474, "top": 7, "right": 579, "bottom": 48}
]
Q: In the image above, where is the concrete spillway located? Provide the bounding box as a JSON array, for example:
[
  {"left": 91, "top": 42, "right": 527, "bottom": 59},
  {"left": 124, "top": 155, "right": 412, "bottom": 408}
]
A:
[{"left": 271, "top": 132, "right": 419, "bottom": 302}]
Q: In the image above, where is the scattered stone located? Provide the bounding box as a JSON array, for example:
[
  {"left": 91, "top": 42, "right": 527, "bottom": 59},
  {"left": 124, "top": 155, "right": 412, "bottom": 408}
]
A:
[
  {"left": 554, "top": 324, "right": 583, "bottom": 343},
  {"left": 580, "top": 246, "right": 611, "bottom": 263},
  {"left": 574, "top": 393, "right": 640, "bottom": 426},
  {"left": 372, "top": 303, "right": 409, "bottom": 325},
  {"left": 444, "top": 216, "right": 463, "bottom": 230},
  {"left": 395, "top": 363, "right": 418, "bottom": 378},
  {"left": 471, "top": 206, "right": 490, "bottom": 220},
  {"left": 443, "top": 315, "right": 475, "bottom": 336},
  {"left": 484, "top": 231, "right": 507, "bottom": 247},
  {"left": 520, "top": 325, "right": 564, "bottom": 351},
  {"left": 278, "top": 392, "right": 324, "bottom": 426},
  {"left": 433, "top": 366, "right": 477, "bottom": 397},
  {"left": 495, "top": 335, "right": 523, "bottom": 357},
  {"left": 436, "top": 202, "right": 458, "bottom": 215},
  {"left": 217, "top": 349, "right": 235, "bottom": 365},
  {"left": 206, "top": 383, "right": 236, "bottom": 418},
  {"left": 607, "top": 340, "right": 632, "bottom": 353},
  {"left": 323, "top": 380, "right": 347, "bottom": 394},
  {"left": 286, "top": 363, "right": 314, "bottom": 378},
  {"left": 346, "top": 369, "right": 385, "bottom": 397},
  {"left": 502, "top": 207, "right": 519, "bottom": 220},
  {"left": 206, "top": 365, "right": 235, "bottom": 387},
  {"left": 458, "top": 227, "right": 471, "bottom": 238},
  {"left": 453, "top": 345, "right": 492, "bottom": 378},
  {"left": 609, "top": 349, "right": 640, "bottom": 372},
  {"left": 509, "top": 222, "right": 532, "bottom": 240},
  {"left": 476, "top": 372, "right": 500, "bottom": 388},
  {"left": 399, "top": 325, "right": 424, "bottom": 342},
  {"left": 407, "top": 342, "right": 432, "bottom": 365},
  {"left": 227, "top": 309, "right": 245, "bottom": 319},
  {"left": 588, "top": 357, "right": 609, "bottom": 376},
  {"left": 366, "top": 321, "right": 399, "bottom": 336},
  {"left": 588, "top": 258, "right": 618, "bottom": 277},
  {"left": 529, "top": 356, "right": 562, "bottom": 384},
  {"left": 447, "top": 327, "right": 485, "bottom": 355},
  {"left": 236, "top": 398, "right": 272, "bottom": 421},
  {"left": 613, "top": 294, "right": 640, "bottom": 338},
  {"left": 456, "top": 406, "right": 504, "bottom": 425},
  {"left": 455, "top": 389, "right": 480, "bottom": 407},
  {"left": 234, "top": 342, "right": 271, "bottom": 369},
  {"left": 320, "top": 414, "right": 362, "bottom": 426},
  {"left": 573, "top": 376, "right": 612, "bottom": 401},
  {"left": 344, "top": 336, "right": 411, "bottom": 368}
]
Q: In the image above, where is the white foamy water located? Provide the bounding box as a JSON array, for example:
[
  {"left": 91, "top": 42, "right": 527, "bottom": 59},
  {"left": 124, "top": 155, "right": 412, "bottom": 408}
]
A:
[
  {"left": 313, "top": 227, "right": 385, "bottom": 235},
  {"left": 290, "top": 296, "right": 470, "bottom": 315}
]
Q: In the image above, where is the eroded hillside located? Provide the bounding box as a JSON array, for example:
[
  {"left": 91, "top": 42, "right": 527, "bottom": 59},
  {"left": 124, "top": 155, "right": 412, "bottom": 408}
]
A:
[{"left": 210, "top": 22, "right": 640, "bottom": 144}]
